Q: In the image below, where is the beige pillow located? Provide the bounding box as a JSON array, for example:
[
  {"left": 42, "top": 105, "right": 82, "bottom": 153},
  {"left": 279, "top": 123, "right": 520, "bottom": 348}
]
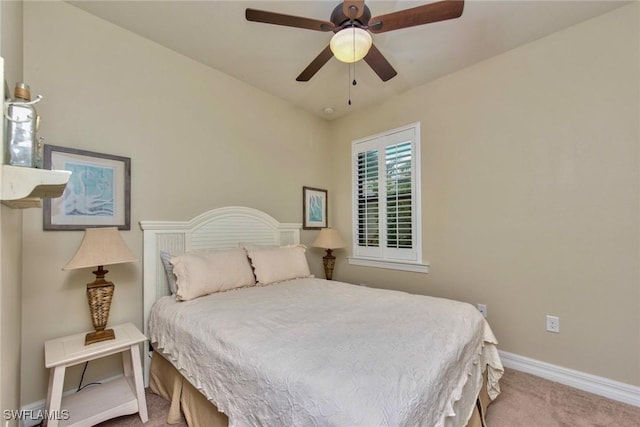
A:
[
  {"left": 171, "top": 248, "right": 256, "bottom": 301},
  {"left": 247, "top": 245, "right": 312, "bottom": 285}
]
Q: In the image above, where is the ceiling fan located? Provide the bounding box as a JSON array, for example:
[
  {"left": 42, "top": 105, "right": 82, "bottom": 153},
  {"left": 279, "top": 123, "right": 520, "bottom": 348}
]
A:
[{"left": 246, "top": 0, "right": 465, "bottom": 82}]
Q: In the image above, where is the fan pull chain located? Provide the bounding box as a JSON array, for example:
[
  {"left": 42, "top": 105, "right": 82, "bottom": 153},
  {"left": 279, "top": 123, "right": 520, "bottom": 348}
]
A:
[
  {"left": 352, "top": 26, "right": 358, "bottom": 87},
  {"left": 352, "top": 25, "right": 356, "bottom": 63},
  {"left": 353, "top": 63, "right": 357, "bottom": 87},
  {"left": 349, "top": 26, "right": 357, "bottom": 106},
  {"left": 348, "top": 62, "right": 358, "bottom": 106},
  {"left": 348, "top": 62, "right": 352, "bottom": 106}
]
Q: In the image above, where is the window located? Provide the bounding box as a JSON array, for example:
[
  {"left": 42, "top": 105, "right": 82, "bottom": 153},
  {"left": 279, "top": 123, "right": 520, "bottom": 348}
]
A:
[{"left": 350, "top": 123, "right": 427, "bottom": 273}]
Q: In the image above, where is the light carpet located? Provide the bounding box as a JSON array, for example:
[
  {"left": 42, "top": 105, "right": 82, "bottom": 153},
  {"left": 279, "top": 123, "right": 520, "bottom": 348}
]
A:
[{"left": 97, "top": 368, "right": 640, "bottom": 427}]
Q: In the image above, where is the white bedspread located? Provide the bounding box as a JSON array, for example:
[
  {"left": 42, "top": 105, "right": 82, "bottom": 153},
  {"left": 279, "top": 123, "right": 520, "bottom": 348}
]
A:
[{"left": 149, "top": 278, "right": 503, "bottom": 427}]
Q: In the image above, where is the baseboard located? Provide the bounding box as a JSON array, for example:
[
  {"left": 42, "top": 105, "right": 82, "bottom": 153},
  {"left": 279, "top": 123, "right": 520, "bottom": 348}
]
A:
[
  {"left": 499, "top": 350, "right": 640, "bottom": 407},
  {"left": 18, "top": 374, "right": 123, "bottom": 427},
  {"left": 17, "top": 398, "right": 51, "bottom": 427}
]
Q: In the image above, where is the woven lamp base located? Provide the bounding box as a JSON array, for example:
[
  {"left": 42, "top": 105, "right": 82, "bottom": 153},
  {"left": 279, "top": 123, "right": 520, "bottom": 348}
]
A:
[
  {"left": 322, "top": 249, "right": 336, "bottom": 280},
  {"left": 85, "top": 266, "right": 116, "bottom": 345}
]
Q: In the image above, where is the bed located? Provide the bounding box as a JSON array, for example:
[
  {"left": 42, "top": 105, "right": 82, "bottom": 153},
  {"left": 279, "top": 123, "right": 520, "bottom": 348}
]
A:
[{"left": 140, "top": 206, "right": 503, "bottom": 427}]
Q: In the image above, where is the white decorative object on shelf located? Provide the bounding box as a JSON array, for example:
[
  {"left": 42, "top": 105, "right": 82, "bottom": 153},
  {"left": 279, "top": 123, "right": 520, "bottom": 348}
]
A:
[
  {"left": 4, "top": 85, "right": 43, "bottom": 168},
  {"left": 0, "top": 57, "right": 71, "bottom": 209}
]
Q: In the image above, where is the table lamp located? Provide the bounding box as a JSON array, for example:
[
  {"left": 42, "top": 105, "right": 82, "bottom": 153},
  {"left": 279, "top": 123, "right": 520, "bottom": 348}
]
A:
[
  {"left": 63, "top": 227, "right": 137, "bottom": 345},
  {"left": 312, "top": 228, "right": 345, "bottom": 280}
]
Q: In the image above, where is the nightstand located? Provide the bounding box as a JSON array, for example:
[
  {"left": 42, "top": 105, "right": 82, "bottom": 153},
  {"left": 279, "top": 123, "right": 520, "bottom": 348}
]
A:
[{"left": 44, "top": 322, "right": 148, "bottom": 427}]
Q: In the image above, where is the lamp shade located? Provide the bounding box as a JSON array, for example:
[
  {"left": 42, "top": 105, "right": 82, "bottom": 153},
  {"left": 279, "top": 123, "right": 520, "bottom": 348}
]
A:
[
  {"left": 330, "top": 27, "right": 372, "bottom": 63},
  {"left": 63, "top": 227, "right": 137, "bottom": 270},
  {"left": 312, "top": 228, "right": 345, "bottom": 250}
]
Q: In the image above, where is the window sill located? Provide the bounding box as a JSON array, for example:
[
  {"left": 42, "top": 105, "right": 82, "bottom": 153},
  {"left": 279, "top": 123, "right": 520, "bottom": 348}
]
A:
[{"left": 347, "top": 257, "right": 430, "bottom": 274}]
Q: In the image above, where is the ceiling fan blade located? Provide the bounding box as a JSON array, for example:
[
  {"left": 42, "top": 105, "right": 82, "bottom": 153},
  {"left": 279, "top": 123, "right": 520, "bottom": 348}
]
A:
[
  {"left": 364, "top": 44, "right": 397, "bottom": 82},
  {"left": 296, "top": 45, "right": 334, "bottom": 82},
  {"left": 368, "top": 0, "right": 464, "bottom": 34},
  {"left": 246, "top": 9, "right": 335, "bottom": 32},
  {"left": 343, "top": 0, "right": 365, "bottom": 20}
]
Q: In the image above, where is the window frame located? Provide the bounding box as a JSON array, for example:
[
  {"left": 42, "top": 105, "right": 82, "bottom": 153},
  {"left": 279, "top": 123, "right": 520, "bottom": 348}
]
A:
[{"left": 348, "top": 122, "right": 429, "bottom": 273}]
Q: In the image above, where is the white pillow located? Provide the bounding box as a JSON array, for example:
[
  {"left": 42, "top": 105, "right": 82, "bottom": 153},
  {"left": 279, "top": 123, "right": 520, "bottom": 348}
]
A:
[
  {"left": 247, "top": 245, "right": 312, "bottom": 285},
  {"left": 171, "top": 248, "right": 256, "bottom": 301}
]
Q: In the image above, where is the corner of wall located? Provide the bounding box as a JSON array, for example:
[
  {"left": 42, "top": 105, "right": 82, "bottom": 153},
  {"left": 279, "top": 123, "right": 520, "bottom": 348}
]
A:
[{"left": 0, "top": 1, "right": 25, "bottom": 424}]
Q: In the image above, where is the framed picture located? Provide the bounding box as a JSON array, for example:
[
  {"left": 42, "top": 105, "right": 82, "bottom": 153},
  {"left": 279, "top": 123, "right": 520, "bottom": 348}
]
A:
[
  {"left": 43, "top": 145, "right": 131, "bottom": 230},
  {"left": 302, "top": 186, "right": 327, "bottom": 230}
]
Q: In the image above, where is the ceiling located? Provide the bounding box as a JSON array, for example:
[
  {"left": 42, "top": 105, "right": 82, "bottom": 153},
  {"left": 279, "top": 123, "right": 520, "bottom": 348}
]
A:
[{"left": 67, "top": 0, "right": 628, "bottom": 120}]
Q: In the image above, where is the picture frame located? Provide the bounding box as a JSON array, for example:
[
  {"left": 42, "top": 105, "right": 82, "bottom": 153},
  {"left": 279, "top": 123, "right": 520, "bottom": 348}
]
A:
[
  {"left": 43, "top": 145, "right": 131, "bottom": 230},
  {"left": 302, "top": 186, "right": 327, "bottom": 230}
]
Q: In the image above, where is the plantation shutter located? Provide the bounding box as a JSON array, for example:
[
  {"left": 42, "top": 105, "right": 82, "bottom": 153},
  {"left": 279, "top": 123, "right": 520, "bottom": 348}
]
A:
[
  {"left": 352, "top": 125, "right": 420, "bottom": 263},
  {"left": 386, "top": 141, "right": 413, "bottom": 250},
  {"left": 357, "top": 150, "right": 379, "bottom": 246}
]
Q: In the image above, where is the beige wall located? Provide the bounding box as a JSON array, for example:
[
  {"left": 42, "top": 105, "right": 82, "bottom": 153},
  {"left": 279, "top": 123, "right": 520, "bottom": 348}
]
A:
[
  {"left": 329, "top": 3, "right": 639, "bottom": 386},
  {"left": 20, "top": 1, "right": 330, "bottom": 404},
  {"left": 1, "top": 0, "right": 24, "bottom": 422},
  {"left": 17, "top": 0, "right": 639, "bottom": 406}
]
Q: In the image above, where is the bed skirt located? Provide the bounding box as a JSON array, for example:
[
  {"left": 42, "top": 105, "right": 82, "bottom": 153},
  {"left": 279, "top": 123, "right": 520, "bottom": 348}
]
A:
[{"left": 149, "top": 350, "right": 493, "bottom": 427}]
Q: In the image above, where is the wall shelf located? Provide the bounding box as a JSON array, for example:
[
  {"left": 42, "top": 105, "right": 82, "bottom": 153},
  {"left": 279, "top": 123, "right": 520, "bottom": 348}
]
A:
[{"left": 1, "top": 165, "right": 71, "bottom": 208}]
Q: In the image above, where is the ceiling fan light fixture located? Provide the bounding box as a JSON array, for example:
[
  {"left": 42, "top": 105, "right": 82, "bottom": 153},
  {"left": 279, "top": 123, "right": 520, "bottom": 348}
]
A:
[{"left": 330, "top": 27, "right": 372, "bottom": 63}]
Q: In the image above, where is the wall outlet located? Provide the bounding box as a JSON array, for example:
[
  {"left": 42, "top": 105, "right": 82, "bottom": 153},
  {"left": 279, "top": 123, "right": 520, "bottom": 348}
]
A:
[
  {"left": 546, "top": 315, "right": 560, "bottom": 333},
  {"left": 477, "top": 304, "right": 487, "bottom": 318}
]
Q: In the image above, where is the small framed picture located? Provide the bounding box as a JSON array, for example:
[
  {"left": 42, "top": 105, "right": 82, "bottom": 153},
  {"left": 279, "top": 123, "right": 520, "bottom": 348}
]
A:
[
  {"left": 43, "top": 145, "right": 131, "bottom": 230},
  {"left": 303, "top": 186, "right": 327, "bottom": 230}
]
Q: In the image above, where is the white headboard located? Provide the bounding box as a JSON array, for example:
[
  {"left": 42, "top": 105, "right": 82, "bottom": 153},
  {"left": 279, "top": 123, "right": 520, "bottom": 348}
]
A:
[{"left": 139, "top": 206, "right": 301, "bottom": 383}]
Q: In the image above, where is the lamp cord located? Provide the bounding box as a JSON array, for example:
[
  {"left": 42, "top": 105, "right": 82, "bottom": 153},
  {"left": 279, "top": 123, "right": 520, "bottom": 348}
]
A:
[{"left": 76, "top": 361, "right": 101, "bottom": 392}]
